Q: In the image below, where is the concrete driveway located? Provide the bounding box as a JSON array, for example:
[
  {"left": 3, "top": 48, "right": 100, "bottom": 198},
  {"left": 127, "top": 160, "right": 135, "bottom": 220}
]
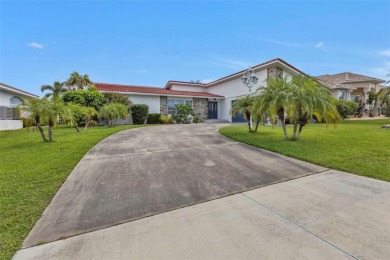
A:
[
  {"left": 16, "top": 124, "right": 390, "bottom": 259},
  {"left": 22, "top": 124, "right": 325, "bottom": 247}
]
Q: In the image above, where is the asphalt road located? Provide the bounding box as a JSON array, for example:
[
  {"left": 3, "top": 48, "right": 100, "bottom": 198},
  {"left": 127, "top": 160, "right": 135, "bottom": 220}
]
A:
[{"left": 22, "top": 124, "right": 326, "bottom": 247}]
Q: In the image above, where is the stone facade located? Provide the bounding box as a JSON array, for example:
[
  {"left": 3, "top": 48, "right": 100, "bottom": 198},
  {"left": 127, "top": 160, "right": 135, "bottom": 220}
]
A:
[
  {"left": 267, "top": 66, "right": 283, "bottom": 79},
  {"left": 193, "top": 98, "right": 208, "bottom": 122},
  {"left": 160, "top": 96, "right": 168, "bottom": 115}
]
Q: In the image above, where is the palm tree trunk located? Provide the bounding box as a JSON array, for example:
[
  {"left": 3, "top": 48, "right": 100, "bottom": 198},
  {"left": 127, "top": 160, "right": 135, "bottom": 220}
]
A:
[
  {"left": 75, "top": 123, "right": 80, "bottom": 132},
  {"left": 292, "top": 123, "right": 298, "bottom": 139},
  {"left": 245, "top": 111, "right": 252, "bottom": 132},
  {"left": 254, "top": 118, "right": 260, "bottom": 133},
  {"left": 35, "top": 116, "right": 47, "bottom": 141},
  {"left": 277, "top": 108, "right": 289, "bottom": 140},
  {"left": 48, "top": 119, "right": 54, "bottom": 141},
  {"left": 85, "top": 116, "right": 91, "bottom": 130}
]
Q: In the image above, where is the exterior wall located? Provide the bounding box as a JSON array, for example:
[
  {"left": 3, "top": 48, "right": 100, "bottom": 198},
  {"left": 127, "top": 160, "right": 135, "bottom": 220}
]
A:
[
  {"left": 193, "top": 98, "right": 208, "bottom": 122},
  {"left": 0, "top": 120, "right": 23, "bottom": 131},
  {"left": 160, "top": 96, "right": 168, "bottom": 115},
  {"left": 128, "top": 95, "right": 161, "bottom": 113},
  {"left": 206, "top": 69, "right": 267, "bottom": 122},
  {"left": 170, "top": 85, "right": 206, "bottom": 92},
  {"left": 0, "top": 90, "right": 16, "bottom": 107}
]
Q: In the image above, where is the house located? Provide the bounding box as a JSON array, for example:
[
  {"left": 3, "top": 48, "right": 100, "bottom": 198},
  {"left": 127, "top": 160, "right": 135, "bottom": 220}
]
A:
[
  {"left": 95, "top": 58, "right": 305, "bottom": 123},
  {"left": 316, "top": 72, "right": 385, "bottom": 102},
  {"left": 0, "top": 82, "right": 39, "bottom": 130},
  {"left": 95, "top": 58, "right": 386, "bottom": 123}
]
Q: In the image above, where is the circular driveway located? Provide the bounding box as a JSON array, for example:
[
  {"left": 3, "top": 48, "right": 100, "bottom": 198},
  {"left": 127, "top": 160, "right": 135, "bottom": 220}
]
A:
[{"left": 23, "top": 124, "right": 326, "bottom": 247}]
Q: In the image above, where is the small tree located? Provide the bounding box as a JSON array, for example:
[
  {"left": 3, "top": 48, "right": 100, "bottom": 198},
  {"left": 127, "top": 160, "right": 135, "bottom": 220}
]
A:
[
  {"left": 62, "top": 86, "right": 104, "bottom": 110},
  {"left": 231, "top": 95, "right": 258, "bottom": 132},
  {"left": 41, "top": 81, "right": 67, "bottom": 99},
  {"left": 172, "top": 104, "right": 193, "bottom": 124},
  {"left": 98, "top": 103, "right": 129, "bottom": 127},
  {"left": 131, "top": 104, "right": 149, "bottom": 124}
]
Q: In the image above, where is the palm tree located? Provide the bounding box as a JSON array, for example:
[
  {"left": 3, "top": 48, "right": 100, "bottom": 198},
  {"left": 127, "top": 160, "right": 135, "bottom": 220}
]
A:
[
  {"left": 67, "top": 103, "right": 97, "bottom": 131},
  {"left": 231, "top": 95, "right": 256, "bottom": 132},
  {"left": 252, "top": 77, "right": 292, "bottom": 139},
  {"left": 65, "top": 71, "right": 92, "bottom": 90},
  {"left": 288, "top": 76, "right": 340, "bottom": 139},
  {"left": 40, "top": 81, "right": 66, "bottom": 99},
  {"left": 43, "top": 99, "right": 71, "bottom": 141},
  {"left": 19, "top": 98, "right": 47, "bottom": 141},
  {"left": 98, "top": 103, "right": 129, "bottom": 127}
]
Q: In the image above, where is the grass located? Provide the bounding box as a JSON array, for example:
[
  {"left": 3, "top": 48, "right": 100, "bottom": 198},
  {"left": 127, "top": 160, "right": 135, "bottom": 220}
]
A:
[
  {"left": 0, "top": 125, "right": 147, "bottom": 260},
  {"left": 220, "top": 119, "right": 390, "bottom": 182}
]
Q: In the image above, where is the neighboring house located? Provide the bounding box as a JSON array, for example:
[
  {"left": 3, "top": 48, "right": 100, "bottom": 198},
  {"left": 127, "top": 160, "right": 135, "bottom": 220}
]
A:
[
  {"left": 95, "top": 58, "right": 305, "bottom": 123},
  {"left": 0, "top": 82, "right": 39, "bottom": 130},
  {"left": 316, "top": 73, "right": 385, "bottom": 102}
]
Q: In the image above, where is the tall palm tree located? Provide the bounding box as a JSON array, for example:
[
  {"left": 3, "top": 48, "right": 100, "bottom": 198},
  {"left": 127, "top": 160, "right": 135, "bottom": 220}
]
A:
[
  {"left": 65, "top": 71, "right": 92, "bottom": 90},
  {"left": 40, "top": 81, "right": 66, "bottom": 99}
]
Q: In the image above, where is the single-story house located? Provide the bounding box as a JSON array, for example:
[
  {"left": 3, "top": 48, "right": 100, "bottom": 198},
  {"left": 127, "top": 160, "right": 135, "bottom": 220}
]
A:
[
  {"left": 94, "top": 58, "right": 385, "bottom": 123},
  {"left": 0, "top": 82, "right": 39, "bottom": 130},
  {"left": 316, "top": 72, "right": 385, "bottom": 102},
  {"left": 95, "top": 58, "right": 305, "bottom": 123}
]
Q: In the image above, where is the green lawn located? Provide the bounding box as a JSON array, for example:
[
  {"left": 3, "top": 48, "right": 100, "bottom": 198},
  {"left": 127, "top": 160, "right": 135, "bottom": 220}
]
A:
[
  {"left": 0, "top": 125, "right": 147, "bottom": 260},
  {"left": 220, "top": 119, "right": 390, "bottom": 182}
]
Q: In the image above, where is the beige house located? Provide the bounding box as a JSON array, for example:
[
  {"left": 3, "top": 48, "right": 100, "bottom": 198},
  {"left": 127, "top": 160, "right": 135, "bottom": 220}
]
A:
[{"left": 316, "top": 72, "right": 385, "bottom": 102}]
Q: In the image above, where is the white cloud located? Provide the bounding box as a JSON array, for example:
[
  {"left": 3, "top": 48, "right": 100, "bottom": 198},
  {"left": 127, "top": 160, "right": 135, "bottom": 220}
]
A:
[
  {"left": 27, "top": 42, "right": 44, "bottom": 49},
  {"left": 378, "top": 49, "right": 390, "bottom": 57},
  {"left": 315, "top": 42, "right": 324, "bottom": 48},
  {"left": 209, "top": 56, "right": 252, "bottom": 71},
  {"left": 255, "top": 37, "right": 303, "bottom": 48}
]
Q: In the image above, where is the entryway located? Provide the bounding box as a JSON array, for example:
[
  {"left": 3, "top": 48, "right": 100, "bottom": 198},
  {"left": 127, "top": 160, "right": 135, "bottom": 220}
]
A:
[{"left": 208, "top": 102, "right": 218, "bottom": 119}]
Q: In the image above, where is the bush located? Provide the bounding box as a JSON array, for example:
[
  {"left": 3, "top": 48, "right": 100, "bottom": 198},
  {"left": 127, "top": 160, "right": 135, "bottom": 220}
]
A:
[
  {"left": 193, "top": 113, "right": 202, "bottom": 123},
  {"left": 159, "top": 115, "right": 174, "bottom": 124},
  {"left": 132, "top": 104, "right": 149, "bottom": 124},
  {"left": 381, "top": 106, "right": 390, "bottom": 117},
  {"left": 62, "top": 86, "right": 104, "bottom": 110},
  {"left": 147, "top": 113, "right": 161, "bottom": 124},
  {"left": 336, "top": 100, "right": 358, "bottom": 119},
  {"left": 103, "top": 92, "right": 132, "bottom": 110},
  {"left": 172, "top": 104, "right": 193, "bottom": 124},
  {"left": 98, "top": 103, "right": 129, "bottom": 127}
]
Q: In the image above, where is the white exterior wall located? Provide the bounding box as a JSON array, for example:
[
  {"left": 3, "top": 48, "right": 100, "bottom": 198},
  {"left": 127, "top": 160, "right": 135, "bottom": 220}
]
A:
[
  {"left": 170, "top": 85, "right": 206, "bottom": 92},
  {"left": 127, "top": 95, "right": 161, "bottom": 113},
  {"left": 0, "top": 90, "right": 15, "bottom": 107},
  {"left": 206, "top": 70, "right": 268, "bottom": 122},
  {"left": 0, "top": 120, "right": 23, "bottom": 131}
]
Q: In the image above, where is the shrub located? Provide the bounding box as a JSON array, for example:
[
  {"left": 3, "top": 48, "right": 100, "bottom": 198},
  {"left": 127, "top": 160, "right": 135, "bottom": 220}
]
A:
[
  {"left": 62, "top": 86, "right": 104, "bottom": 110},
  {"left": 381, "top": 106, "right": 390, "bottom": 117},
  {"left": 159, "top": 115, "right": 174, "bottom": 124},
  {"left": 172, "top": 104, "right": 193, "bottom": 124},
  {"left": 147, "top": 113, "right": 161, "bottom": 124},
  {"left": 336, "top": 100, "right": 358, "bottom": 119},
  {"left": 132, "top": 104, "right": 149, "bottom": 124},
  {"left": 98, "top": 103, "right": 129, "bottom": 127},
  {"left": 103, "top": 92, "right": 132, "bottom": 110},
  {"left": 193, "top": 113, "right": 202, "bottom": 123}
]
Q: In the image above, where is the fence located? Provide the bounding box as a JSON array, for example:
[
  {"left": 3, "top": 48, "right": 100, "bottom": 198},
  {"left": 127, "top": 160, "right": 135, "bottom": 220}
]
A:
[{"left": 0, "top": 106, "right": 20, "bottom": 120}]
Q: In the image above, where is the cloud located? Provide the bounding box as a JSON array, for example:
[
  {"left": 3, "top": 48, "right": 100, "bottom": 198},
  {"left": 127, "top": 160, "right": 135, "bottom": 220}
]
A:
[
  {"left": 378, "top": 49, "right": 390, "bottom": 57},
  {"left": 209, "top": 56, "right": 252, "bottom": 71},
  {"left": 315, "top": 42, "right": 324, "bottom": 48},
  {"left": 27, "top": 42, "right": 44, "bottom": 49}
]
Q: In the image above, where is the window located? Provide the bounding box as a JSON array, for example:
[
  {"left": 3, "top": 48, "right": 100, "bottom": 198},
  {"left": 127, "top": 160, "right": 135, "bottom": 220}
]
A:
[
  {"left": 10, "top": 96, "right": 22, "bottom": 107},
  {"left": 168, "top": 99, "right": 192, "bottom": 114}
]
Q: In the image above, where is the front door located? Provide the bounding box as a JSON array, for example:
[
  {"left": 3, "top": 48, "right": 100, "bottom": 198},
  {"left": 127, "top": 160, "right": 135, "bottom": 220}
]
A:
[{"left": 208, "top": 102, "right": 218, "bottom": 119}]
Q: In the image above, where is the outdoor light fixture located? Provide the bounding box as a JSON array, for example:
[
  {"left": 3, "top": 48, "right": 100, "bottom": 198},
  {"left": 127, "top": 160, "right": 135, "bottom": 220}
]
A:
[
  {"left": 241, "top": 67, "right": 259, "bottom": 128},
  {"left": 241, "top": 67, "right": 258, "bottom": 94}
]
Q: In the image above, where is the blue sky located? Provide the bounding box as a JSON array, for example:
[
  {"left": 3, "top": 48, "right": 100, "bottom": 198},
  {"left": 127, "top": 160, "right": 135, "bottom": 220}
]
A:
[{"left": 1, "top": 0, "right": 389, "bottom": 95}]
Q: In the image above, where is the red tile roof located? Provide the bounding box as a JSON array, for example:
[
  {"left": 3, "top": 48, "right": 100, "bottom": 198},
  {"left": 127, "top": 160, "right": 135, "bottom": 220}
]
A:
[{"left": 94, "top": 82, "right": 224, "bottom": 98}]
